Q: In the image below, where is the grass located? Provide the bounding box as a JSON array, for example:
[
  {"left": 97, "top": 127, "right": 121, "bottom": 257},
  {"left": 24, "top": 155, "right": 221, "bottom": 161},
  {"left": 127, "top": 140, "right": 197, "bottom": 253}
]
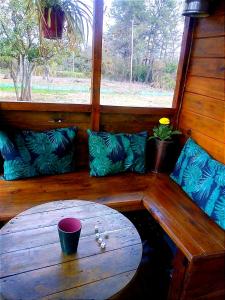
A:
[
  {"left": 0, "top": 84, "right": 172, "bottom": 96},
  {"left": 0, "top": 75, "right": 173, "bottom": 107},
  {"left": 0, "top": 86, "right": 88, "bottom": 95}
]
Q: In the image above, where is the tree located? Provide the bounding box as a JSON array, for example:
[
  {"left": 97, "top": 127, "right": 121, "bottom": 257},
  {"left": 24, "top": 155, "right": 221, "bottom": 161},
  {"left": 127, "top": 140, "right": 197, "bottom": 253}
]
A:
[
  {"left": 143, "top": 0, "right": 182, "bottom": 83},
  {"left": 103, "top": 0, "right": 147, "bottom": 81},
  {"left": 104, "top": 0, "right": 182, "bottom": 86},
  {"left": 0, "top": 0, "right": 40, "bottom": 100},
  {"left": 0, "top": 0, "right": 91, "bottom": 101}
]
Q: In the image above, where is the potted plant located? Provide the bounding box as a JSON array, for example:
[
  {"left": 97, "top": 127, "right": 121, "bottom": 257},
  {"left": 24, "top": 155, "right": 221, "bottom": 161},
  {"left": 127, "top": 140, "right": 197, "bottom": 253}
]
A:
[
  {"left": 149, "top": 117, "right": 181, "bottom": 173},
  {"left": 35, "top": 0, "right": 92, "bottom": 40}
]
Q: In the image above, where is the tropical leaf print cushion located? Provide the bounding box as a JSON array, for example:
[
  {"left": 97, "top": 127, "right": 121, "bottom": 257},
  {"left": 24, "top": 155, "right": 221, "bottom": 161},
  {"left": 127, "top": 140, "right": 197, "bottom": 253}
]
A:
[
  {"left": 87, "top": 130, "right": 148, "bottom": 177},
  {"left": 170, "top": 138, "right": 225, "bottom": 230},
  {"left": 0, "top": 127, "right": 77, "bottom": 180}
]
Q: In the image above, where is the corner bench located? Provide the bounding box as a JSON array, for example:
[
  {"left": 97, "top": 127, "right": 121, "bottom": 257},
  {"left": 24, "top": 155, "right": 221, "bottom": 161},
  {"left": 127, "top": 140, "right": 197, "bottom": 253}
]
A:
[{"left": 0, "top": 171, "right": 224, "bottom": 300}]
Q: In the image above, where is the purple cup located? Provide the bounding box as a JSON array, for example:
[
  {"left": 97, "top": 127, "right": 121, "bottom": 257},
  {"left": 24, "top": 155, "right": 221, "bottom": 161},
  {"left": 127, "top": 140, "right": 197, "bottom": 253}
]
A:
[{"left": 58, "top": 218, "right": 82, "bottom": 254}]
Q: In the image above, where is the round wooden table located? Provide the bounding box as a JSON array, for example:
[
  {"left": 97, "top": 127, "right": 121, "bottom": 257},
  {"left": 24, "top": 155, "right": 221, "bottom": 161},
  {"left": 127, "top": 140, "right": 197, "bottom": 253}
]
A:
[{"left": 0, "top": 200, "right": 142, "bottom": 300}]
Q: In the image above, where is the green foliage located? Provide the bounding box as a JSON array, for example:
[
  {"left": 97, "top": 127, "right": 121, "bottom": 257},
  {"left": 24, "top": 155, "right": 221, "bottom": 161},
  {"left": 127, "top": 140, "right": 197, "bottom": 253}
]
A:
[
  {"left": 106, "top": 0, "right": 147, "bottom": 59},
  {"left": 27, "top": 47, "right": 40, "bottom": 62},
  {"left": 165, "top": 62, "right": 177, "bottom": 74},
  {"left": 40, "top": 0, "right": 61, "bottom": 8},
  {"left": 161, "top": 74, "right": 176, "bottom": 90},
  {"left": 55, "top": 70, "right": 87, "bottom": 78},
  {"left": 0, "top": 68, "right": 8, "bottom": 74},
  {"left": 133, "top": 65, "right": 148, "bottom": 82},
  {"left": 110, "top": 0, "right": 147, "bottom": 23},
  {"left": 0, "top": 0, "right": 91, "bottom": 100},
  {"left": 150, "top": 124, "right": 181, "bottom": 141},
  {"left": 104, "top": 0, "right": 183, "bottom": 88}
]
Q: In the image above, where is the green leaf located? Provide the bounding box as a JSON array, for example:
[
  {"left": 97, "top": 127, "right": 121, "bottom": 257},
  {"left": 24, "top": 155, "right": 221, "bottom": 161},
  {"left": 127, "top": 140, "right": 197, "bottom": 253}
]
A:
[{"left": 149, "top": 124, "right": 181, "bottom": 140}]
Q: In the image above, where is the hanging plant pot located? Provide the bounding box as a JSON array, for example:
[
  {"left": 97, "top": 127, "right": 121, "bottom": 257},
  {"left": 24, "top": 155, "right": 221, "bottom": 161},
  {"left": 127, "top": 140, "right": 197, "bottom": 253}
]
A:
[
  {"left": 41, "top": 6, "right": 65, "bottom": 39},
  {"left": 151, "top": 139, "right": 176, "bottom": 173}
]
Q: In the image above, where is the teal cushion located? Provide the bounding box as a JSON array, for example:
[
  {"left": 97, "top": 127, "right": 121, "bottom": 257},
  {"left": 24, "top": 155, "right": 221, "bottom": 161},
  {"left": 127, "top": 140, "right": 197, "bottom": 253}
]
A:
[
  {"left": 87, "top": 130, "right": 148, "bottom": 176},
  {"left": 0, "top": 127, "right": 77, "bottom": 180},
  {"left": 170, "top": 138, "right": 225, "bottom": 230}
]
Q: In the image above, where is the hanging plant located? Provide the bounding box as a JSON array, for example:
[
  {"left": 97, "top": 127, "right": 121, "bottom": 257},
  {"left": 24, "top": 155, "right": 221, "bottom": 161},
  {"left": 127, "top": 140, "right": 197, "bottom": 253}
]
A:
[
  {"left": 33, "top": 0, "right": 92, "bottom": 41},
  {"left": 42, "top": 4, "right": 65, "bottom": 39}
]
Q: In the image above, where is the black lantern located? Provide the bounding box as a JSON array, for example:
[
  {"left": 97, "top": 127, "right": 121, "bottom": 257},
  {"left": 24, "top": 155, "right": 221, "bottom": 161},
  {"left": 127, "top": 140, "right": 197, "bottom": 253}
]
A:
[{"left": 182, "top": 0, "right": 210, "bottom": 17}]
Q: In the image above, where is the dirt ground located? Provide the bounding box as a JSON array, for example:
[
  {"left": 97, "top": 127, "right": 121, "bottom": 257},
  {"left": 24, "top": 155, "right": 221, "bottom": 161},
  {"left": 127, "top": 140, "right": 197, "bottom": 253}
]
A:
[{"left": 0, "top": 75, "right": 173, "bottom": 107}]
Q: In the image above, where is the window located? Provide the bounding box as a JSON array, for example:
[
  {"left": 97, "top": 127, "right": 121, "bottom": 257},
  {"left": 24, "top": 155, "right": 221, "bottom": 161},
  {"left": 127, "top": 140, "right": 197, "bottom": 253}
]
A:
[
  {"left": 0, "top": 0, "right": 185, "bottom": 108},
  {"left": 101, "top": 0, "right": 184, "bottom": 107},
  {"left": 0, "top": 0, "right": 93, "bottom": 104}
]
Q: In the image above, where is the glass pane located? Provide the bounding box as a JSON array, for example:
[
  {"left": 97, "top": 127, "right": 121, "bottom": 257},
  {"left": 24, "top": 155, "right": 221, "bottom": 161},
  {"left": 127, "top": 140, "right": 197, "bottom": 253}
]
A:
[
  {"left": 0, "top": 0, "right": 93, "bottom": 104},
  {"left": 101, "top": 0, "right": 185, "bottom": 107}
]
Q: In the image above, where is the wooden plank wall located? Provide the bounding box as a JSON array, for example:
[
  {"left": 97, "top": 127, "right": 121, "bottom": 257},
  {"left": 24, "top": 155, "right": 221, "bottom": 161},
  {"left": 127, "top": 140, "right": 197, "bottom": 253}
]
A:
[
  {"left": 0, "top": 108, "right": 91, "bottom": 169},
  {"left": 178, "top": 0, "right": 225, "bottom": 164},
  {"left": 0, "top": 106, "right": 175, "bottom": 169}
]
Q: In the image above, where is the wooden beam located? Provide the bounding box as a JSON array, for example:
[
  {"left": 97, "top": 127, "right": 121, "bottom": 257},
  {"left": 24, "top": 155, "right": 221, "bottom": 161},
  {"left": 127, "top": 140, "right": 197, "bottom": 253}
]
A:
[
  {"left": 101, "top": 106, "right": 176, "bottom": 115},
  {"left": 91, "top": 0, "right": 104, "bottom": 131},
  {"left": 168, "top": 250, "right": 188, "bottom": 300},
  {"left": 0, "top": 102, "right": 91, "bottom": 112},
  {"left": 172, "top": 17, "right": 195, "bottom": 120}
]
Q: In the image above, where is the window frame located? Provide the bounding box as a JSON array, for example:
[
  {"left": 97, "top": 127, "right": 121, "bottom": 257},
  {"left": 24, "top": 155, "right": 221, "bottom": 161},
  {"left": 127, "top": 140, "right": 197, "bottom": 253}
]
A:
[{"left": 0, "top": 0, "right": 194, "bottom": 131}]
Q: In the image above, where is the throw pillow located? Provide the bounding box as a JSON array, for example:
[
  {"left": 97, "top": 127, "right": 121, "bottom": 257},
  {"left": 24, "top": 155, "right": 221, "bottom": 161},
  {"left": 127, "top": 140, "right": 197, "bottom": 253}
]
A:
[
  {"left": 170, "top": 138, "right": 225, "bottom": 230},
  {"left": 87, "top": 129, "right": 148, "bottom": 177},
  {"left": 0, "top": 127, "right": 77, "bottom": 180}
]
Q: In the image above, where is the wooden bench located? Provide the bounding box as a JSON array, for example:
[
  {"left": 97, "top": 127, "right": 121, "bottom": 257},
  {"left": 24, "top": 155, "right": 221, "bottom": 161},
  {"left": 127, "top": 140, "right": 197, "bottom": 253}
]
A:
[
  {"left": 0, "top": 171, "right": 224, "bottom": 300},
  {"left": 0, "top": 171, "right": 152, "bottom": 221}
]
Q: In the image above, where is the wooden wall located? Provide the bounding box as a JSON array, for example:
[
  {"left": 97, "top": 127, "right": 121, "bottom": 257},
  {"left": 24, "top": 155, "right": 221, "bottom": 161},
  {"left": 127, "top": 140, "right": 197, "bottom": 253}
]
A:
[
  {"left": 0, "top": 105, "right": 91, "bottom": 169},
  {"left": 178, "top": 0, "right": 225, "bottom": 163},
  {"left": 0, "top": 103, "right": 175, "bottom": 169}
]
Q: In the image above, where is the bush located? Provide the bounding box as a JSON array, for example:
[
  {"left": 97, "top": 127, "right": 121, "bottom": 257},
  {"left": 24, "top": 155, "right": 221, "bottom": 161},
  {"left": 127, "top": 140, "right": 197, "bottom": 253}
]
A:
[
  {"left": 0, "top": 68, "right": 9, "bottom": 75},
  {"left": 133, "top": 65, "right": 148, "bottom": 82},
  {"left": 164, "top": 62, "right": 177, "bottom": 74},
  {"left": 161, "top": 74, "right": 176, "bottom": 90},
  {"left": 55, "top": 71, "right": 89, "bottom": 78}
]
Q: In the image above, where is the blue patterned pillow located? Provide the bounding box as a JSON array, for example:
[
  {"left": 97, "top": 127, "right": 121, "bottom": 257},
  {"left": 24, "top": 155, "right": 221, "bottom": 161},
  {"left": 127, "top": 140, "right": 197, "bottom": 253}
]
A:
[
  {"left": 170, "top": 138, "right": 225, "bottom": 230},
  {"left": 0, "top": 127, "right": 77, "bottom": 180},
  {"left": 87, "top": 130, "right": 148, "bottom": 176}
]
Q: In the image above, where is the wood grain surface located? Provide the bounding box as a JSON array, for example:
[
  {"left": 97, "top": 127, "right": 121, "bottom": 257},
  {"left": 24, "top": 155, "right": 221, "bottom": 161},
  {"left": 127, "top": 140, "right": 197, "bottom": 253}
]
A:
[
  {"left": 143, "top": 174, "right": 225, "bottom": 261},
  {"left": 91, "top": 0, "right": 103, "bottom": 131},
  {"left": 0, "top": 200, "right": 142, "bottom": 300},
  {"left": 0, "top": 170, "right": 150, "bottom": 221},
  {"left": 185, "top": 76, "right": 225, "bottom": 101},
  {"left": 178, "top": 0, "right": 225, "bottom": 164}
]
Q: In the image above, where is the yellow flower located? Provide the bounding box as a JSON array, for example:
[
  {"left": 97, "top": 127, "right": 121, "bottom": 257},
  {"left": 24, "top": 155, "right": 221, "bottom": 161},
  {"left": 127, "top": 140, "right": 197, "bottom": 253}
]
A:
[{"left": 159, "top": 117, "right": 170, "bottom": 125}]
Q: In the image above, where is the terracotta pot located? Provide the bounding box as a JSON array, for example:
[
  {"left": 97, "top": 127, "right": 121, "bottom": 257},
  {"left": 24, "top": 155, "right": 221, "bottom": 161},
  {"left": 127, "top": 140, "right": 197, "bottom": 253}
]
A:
[
  {"left": 151, "top": 139, "right": 175, "bottom": 173},
  {"left": 42, "top": 7, "right": 65, "bottom": 39}
]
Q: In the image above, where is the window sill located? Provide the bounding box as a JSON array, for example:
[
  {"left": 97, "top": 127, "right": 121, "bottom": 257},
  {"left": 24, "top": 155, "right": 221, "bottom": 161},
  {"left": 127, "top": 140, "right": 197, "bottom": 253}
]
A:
[
  {"left": 0, "top": 101, "right": 176, "bottom": 116},
  {"left": 0, "top": 102, "right": 92, "bottom": 112}
]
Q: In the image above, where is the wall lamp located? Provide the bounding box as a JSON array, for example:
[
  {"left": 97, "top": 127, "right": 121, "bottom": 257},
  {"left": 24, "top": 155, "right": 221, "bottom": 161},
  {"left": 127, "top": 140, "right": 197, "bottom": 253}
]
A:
[{"left": 182, "top": 0, "right": 210, "bottom": 17}]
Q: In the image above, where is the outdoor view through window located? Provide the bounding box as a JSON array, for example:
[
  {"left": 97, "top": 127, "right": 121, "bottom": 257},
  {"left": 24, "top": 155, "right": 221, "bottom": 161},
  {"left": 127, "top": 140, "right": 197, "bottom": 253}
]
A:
[
  {"left": 101, "top": 0, "right": 184, "bottom": 107},
  {"left": 0, "top": 0, "right": 93, "bottom": 104},
  {"left": 0, "top": 0, "right": 184, "bottom": 107}
]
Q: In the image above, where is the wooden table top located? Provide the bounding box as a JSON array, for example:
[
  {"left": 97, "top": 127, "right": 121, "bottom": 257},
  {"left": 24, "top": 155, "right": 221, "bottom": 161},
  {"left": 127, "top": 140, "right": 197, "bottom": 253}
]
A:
[{"left": 0, "top": 200, "right": 142, "bottom": 300}]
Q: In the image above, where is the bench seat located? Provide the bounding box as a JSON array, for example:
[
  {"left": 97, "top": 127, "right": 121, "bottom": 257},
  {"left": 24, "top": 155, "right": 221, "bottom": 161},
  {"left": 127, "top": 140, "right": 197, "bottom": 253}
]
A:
[
  {"left": 0, "top": 170, "right": 155, "bottom": 222},
  {"left": 143, "top": 174, "right": 225, "bottom": 260}
]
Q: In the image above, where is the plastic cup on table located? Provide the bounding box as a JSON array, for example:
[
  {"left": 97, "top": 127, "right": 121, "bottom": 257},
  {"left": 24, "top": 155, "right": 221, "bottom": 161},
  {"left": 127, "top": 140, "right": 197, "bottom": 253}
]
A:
[{"left": 58, "top": 218, "right": 82, "bottom": 255}]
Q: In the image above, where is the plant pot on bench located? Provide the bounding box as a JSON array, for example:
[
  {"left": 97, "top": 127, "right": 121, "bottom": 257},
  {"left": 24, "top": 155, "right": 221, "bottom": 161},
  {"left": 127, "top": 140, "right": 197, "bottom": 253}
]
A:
[
  {"left": 149, "top": 118, "right": 181, "bottom": 173},
  {"left": 151, "top": 138, "right": 176, "bottom": 173}
]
